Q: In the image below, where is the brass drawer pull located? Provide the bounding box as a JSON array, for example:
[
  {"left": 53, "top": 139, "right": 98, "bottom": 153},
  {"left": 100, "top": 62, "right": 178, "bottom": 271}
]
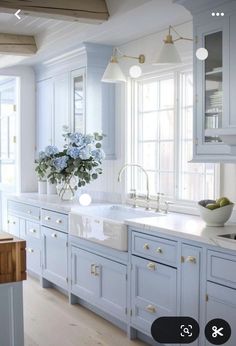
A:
[
  {"left": 94, "top": 265, "right": 100, "bottom": 276},
  {"left": 56, "top": 219, "right": 62, "bottom": 224},
  {"left": 156, "top": 247, "right": 163, "bottom": 254},
  {"left": 91, "top": 264, "right": 95, "bottom": 275},
  {"left": 45, "top": 216, "right": 51, "bottom": 221},
  {"left": 147, "top": 262, "right": 156, "bottom": 271},
  {"left": 143, "top": 243, "right": 149, "bottom": 250},
  {"left": 186, "top": 256, "right": 197, "bottom": 264},
  {"left": 146, "top": 305, "right": 156, "bottom": 313},
  {"left": 51, "top": 233, "right": 57, "bottom": 238},
  {"left": 27, "top": 248, "right": 34, "bottom": 253}
]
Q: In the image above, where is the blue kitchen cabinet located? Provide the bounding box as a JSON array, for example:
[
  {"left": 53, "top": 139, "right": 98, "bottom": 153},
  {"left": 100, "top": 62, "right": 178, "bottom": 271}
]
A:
[
  {"left": 131, "top": 255, "right": 177, "bottom": 336},
  {"left": 180, "top": 244, "right": 202, "bottom": 346},
  {"left": 71, "top": 246, "right": 127, "bottom": 321},
  {"left": 41, "top": 226, "right": 68, "bottom": 290},
  {"left": 206, "top": 281, "right": 236, "bottom": 346},
  {"left": 26, "top": 237, "right": 41, "bottom": 275}
]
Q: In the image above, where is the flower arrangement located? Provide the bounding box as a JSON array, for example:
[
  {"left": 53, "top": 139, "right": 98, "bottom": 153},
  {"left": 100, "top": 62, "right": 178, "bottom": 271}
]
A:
[{"left": 35, "top": 132, "right": 105, "bottom": 199}]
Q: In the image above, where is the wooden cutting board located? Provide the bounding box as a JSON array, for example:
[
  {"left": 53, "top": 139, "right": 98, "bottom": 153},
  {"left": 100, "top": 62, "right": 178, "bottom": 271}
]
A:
[{"left": 0, "top": 234, "right": 13, "bottom": 241}]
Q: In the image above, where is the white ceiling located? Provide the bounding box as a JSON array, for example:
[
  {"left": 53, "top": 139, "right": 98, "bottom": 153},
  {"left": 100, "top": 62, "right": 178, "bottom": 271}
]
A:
[{"left": 0, "top": 0, "right": 191, "bottom": 67}]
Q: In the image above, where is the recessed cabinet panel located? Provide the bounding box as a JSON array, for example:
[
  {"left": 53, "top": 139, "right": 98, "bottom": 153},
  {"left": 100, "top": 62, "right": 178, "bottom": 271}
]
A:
[
  {"left": 71, "top": 69, "right": 85, "bottom": 133},
  {"left": 131, "top": 255, "right": 177, "bottom": 335}
]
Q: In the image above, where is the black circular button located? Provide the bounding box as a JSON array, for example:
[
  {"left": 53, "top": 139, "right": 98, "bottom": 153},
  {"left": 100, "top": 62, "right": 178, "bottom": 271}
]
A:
[{"left": 205, "top": 319, "right": 231, "bottom": 345}]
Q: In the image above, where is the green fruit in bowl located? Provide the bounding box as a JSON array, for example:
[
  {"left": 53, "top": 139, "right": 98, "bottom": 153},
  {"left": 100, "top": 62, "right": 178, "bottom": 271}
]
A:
[
  {"left": 206, "top": 203, "right": 219, "bottom": 210},
  {"left": 216, "top": 197, "right": 231, "bottom": 207}
]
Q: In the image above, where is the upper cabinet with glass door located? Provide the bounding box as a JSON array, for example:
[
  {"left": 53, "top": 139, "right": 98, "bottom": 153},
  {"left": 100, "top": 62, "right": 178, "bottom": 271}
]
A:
[
  {"left": 71, "top": 69, "right": 85, "bottom": 134},
  {"left": 176, "top": 0, "right": 236, "bottom": 162}
]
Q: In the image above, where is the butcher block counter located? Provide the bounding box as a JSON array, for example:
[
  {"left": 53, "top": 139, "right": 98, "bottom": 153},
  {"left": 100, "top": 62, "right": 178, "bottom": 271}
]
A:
[{"left": 0, "top": 233, "right": 26, "bottom": 346}]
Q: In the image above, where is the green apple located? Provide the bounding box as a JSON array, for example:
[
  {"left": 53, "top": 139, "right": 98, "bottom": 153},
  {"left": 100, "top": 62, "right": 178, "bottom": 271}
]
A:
[
  {"left": 206, "top": 203, "right": 219, "bottom": 210},
  {"left": 215, "top": 197, "right": 231, "bottom": 207}
]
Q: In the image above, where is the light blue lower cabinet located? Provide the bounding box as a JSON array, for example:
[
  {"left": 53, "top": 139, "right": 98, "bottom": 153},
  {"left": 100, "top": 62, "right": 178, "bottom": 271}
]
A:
[
  {"left": 71, "top": 246, "right": 127, "bottom": 322},
  {"left": 180, "top": 244, "right": 202, "bottom": 346},
  {"left": 206, "top": 281, "right": 236, "bottom": 346},
  {"left": 26, "top": 237, "right": 41, "bottom": 275},
  {"left": 131, "top": 255, "right": 177, "bottom": 336},
  {"left": 0, "top": 282, "right": 24, "bottom": 346},
  {"left": 41, "top": 226, "right": 68, "bottom": 290}
]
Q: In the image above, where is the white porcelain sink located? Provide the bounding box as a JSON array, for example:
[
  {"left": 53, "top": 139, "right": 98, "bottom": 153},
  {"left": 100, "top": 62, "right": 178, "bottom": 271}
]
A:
[{"left": 69, "top": 204, "right": 163, "bottom": 251}]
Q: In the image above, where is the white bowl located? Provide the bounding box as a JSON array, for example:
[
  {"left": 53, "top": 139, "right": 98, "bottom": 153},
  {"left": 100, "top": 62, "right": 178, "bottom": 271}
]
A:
[{"left": 198, "top": 201, "right": 234, "bottom": 226}]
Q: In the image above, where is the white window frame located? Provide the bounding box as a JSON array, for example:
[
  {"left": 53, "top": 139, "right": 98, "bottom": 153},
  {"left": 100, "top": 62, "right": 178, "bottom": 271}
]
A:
[{"left": 126, "top": 67, "right": 220, "bottom": 210}]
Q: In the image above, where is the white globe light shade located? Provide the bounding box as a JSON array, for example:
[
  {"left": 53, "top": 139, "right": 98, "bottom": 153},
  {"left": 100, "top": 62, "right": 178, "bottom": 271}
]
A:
[
  {"left": 101, "top": 57, "right": 126, "bottom": 83},
  {"left": 154, "top": 42, "right": 182, "bottom": 64},
  {"left": 196, "top": 48, "right": 208, "bottom": 61},
  {"left": 129, "top": 65, "right": 142, "bottom": 78},
  {"left": 79, "top": 193, "right": 92, "bottom": 206}
]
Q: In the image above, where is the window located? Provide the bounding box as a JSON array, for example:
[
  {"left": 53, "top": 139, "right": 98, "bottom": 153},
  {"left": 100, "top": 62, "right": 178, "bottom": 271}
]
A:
[{"left": 128, "top": 70, "right": 218, "bottom": 203}]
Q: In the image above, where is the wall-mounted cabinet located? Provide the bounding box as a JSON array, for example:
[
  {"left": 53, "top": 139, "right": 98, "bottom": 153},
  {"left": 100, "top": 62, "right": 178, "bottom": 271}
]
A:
[
  {"left": 176, "top": 0, "right": 236, "bottom": 162},
  {"left": 36, "top": 43, "right": 116, "bottom": 159}
]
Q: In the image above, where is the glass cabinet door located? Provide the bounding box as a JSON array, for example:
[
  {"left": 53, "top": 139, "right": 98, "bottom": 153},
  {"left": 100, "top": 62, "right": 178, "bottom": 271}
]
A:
[
  {"left": 71, "top": 69, "right": 85, "bottom": 133},
  {"left": 204, "top": 30, "right": 223, "bottom": 143}
]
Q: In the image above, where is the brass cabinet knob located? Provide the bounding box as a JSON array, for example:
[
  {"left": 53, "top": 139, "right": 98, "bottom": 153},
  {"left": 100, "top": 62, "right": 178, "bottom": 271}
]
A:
[
  {"left": 56, "top": 219, "right": 62, "bottom": 224},
  {"left": 186, "top": 256, "right": 197, "bottom": 264},
  {"left": 29, "top": 228, "right": 36, "bottom": 233},
  {"left": 27, "top": 210, "right": 32, "bottom": 214},
  {"left": 51, "top": 233, "right": 57, "bottom": 238},
  {"left": 143, "top": 243, "right": 149, "bottom": 250},
  {"left": 45, "top": 216, "right": 51, "bottom": 221},
  {"left": 28, "top": 248, "right": 34, "bottom": 253},
  {"left": 156, "top": 247, "right": 163, "bottom": 254},
  {"left": 146, "top": 305, "right": 156, "bottom": 313},
  {"left": 147, "top": 262, "right": 156, "bottom": 271}
]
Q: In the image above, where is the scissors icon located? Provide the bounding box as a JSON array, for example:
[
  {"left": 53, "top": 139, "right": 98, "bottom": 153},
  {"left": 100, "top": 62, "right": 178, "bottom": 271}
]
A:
[{"left": 212, "top": 326, "right": 224, "bottom": 338}]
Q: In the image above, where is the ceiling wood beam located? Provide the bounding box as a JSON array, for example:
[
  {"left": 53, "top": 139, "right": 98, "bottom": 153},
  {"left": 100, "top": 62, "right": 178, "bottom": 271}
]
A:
[
  {"left": 0, "top": 33, "right": 37, "bottom": 55},
  {"left": 0, "top": 0, "right": 109, "bottom": 23}
]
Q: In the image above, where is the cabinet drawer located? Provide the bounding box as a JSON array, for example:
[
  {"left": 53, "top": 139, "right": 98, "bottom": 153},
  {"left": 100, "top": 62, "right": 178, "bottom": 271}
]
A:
[
  {"left": 132, "top": 232, "right": 177, "bottom": 266},
  {"left": 208, "top": 250, "right": 236, "bottom": 288},
  {"left": 8, "top": 200, "right": 40, "bottom": 221},
  {"left": 25, "top": 221, "right": 40, "bottom": 239},
  {"left": 41, "top": 209, "right": 68, "bottom": 232}
]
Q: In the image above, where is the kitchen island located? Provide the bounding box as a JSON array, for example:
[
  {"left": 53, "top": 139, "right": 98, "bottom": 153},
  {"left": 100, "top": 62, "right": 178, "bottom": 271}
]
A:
[{"left": 0, "top": 234, "right": 26, "bottom": 346}]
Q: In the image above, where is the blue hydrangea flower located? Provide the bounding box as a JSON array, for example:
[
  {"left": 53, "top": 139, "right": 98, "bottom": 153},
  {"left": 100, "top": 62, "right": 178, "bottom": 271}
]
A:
[
  {"left": 67, "top": 147, "right": 81, "bottom": 159},
  {"left": 84, "top": 134, "right": 95, "bottom": 145},
  {"left": 39, "top": 151, "right": 46, "bottom": 160},
  {"left": 79, "top": 147, "right": 92, "bottom": 160},
  {"left": 92, "top": 149, "right": 105, "bottom": 161},
  {"left": 52, "top": 156, "right": 68, "bottom": 172},
  {"left": 69, "top": 133, "right": 83, "bottom": 146},
  {"left": 45, "top": 145, "right": 59, "bottom": 157}
]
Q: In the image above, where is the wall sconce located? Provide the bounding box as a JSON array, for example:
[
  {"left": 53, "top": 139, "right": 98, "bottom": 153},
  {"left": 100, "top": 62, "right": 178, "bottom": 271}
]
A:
[
  {"left": 101, "top": 48, "right": 145, "bottom": 83},
  {"left": 154, "top": 25, "right": 192, "bottom": 64}
]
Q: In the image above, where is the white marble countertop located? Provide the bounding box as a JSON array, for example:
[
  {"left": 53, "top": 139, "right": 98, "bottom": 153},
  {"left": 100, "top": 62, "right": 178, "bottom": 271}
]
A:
[
  {"left": 7, "top": 193, "right": 83, "bottom": 212},
  {"left": 8, "top": 193, "right": 236, "bottom": 251},
  {"left": 126, "top": 213, "right": 236, "bottom": 251}
]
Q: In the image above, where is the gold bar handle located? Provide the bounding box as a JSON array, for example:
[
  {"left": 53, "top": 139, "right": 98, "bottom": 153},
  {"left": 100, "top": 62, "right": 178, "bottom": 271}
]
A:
[
  {"left": 91, "top": 264, "right": 95, "bottom": 275},
  {"left": 94, "top": 265, "right": 100, "bottom": 276},
  {"left": 146, "top": 305, "right": 156, "bottom": 313},
  {"left": 147, "top": 262, "right": 156, "bottom": 270},
  {"left": 186, "top": 256, "right": 197, "bottom": 264}
]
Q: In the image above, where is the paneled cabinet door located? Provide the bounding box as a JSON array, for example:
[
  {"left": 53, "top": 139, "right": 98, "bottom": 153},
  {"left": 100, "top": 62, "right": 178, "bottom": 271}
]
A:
[
  {"left": 206, "top": 282, "right": 236, "bottom": 346},
  {"left": 131, "top": 255, "right": 177, "bottom": 335},
  {"left": 36, "top": 78, "right": 53, "bottom": 152},
  {"left": 71, "top": 247, "right": 127, "bottom": 321},
  {"left": 42, "top": 227, "right": 68, "bottom": 289},
  {"left": 7, "top": 214, "right": 20, "bottom": 237},
  {"left": 181, "top": 244, "right": 202, "bottom": 346},
  {"left": 26, "top": 237, "right": 41, "bottom": 275},
  {"left": 54, "top": 73, "right": 70, "bottom": 149}
]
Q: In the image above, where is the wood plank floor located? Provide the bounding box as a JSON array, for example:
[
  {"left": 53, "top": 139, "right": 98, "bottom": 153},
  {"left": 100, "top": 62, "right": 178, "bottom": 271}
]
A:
[{"left": 23, "top": 277, "right": 147, "bottom": 346}]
